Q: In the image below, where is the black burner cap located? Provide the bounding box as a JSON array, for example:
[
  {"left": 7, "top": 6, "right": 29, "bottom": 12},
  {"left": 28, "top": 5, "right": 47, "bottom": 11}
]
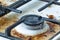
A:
[{"left": 22, "top": 15, "right": 44, "bottom": 26}]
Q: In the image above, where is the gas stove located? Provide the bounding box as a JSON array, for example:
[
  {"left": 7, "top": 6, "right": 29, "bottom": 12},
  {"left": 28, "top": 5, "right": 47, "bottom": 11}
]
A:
[{"left": 0, "top": 0, "right": 60, "bottom": 40}]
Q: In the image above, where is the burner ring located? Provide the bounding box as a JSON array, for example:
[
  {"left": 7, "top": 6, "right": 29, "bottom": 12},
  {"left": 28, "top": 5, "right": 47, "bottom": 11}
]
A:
[{"left": 21, "top": 15, "right": 44, "bottom": 26}]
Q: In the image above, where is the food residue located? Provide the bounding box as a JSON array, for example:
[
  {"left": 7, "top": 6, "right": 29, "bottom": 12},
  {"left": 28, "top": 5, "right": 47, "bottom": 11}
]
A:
[
  {"left": 47, "top": 15, "right": 55, "bottom": 19},
  {"left": 0, "top": 14, "right": 19, "bottom": 33}
]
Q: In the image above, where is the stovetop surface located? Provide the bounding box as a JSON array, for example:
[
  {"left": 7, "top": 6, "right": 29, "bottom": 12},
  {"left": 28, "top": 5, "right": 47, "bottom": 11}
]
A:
[{"left": 0, "top": 0, "right": 60, "bottom": 40}]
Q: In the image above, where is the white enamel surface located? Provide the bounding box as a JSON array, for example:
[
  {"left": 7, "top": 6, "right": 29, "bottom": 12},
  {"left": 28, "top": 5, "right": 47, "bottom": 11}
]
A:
[
  {"left": 52, "top": 34, "right": 60, "bottom": 40},
  {"left": 58, "top": 0, "right": 60, "bottom": 2},
  {"left": 15, "top": 22, "right": 49, "bottom": 36},
  {"left": 0, "top": 37, "right": 10, "bottom": 40},
  {"left": 7, "top": 0, "right": 47, "bottom": 19}
]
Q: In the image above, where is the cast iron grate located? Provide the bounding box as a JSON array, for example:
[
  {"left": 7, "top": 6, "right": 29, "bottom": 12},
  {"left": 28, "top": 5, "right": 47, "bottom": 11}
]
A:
[{"left": 0, "top": 0, "right": 60, "bottom": 40}]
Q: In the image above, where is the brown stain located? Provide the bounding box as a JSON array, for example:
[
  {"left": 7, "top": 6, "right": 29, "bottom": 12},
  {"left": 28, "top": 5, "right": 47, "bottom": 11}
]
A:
[
  {"left": 0, "top": 14, "right": 19, "bottom": 33},
  {"left": 0, "top": 0, "right": 8, "bottom": 6},
  {"left": 47, "top": 15, "right": 55, "bottom": 19}
]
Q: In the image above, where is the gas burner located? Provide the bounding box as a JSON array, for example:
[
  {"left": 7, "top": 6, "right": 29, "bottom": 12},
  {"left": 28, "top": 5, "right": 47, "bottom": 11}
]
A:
[
  {"left": 20, "top": 15, "right": 48, "bottom": 30},
  {"left": 11, "top": 15, "right": 50, "bottom": 36},
  {"left": 23, "top": 15, "right": 43, "bottom": 26}
]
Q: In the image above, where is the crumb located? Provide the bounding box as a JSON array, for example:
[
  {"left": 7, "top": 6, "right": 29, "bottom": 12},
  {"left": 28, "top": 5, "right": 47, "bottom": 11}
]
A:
[
  {"left": 47, "top": 15, "right": 55, "bottom": 19},
  {"left": 0, "top": 2, "right": 1, "bottom": 4}
]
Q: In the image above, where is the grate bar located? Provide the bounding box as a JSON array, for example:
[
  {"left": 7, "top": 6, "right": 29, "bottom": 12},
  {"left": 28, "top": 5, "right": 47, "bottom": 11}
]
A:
[
  {"left": 8, "top": 0, "right": 31, "bottom": 9},
  {"left": 38, "top": 0, "right": 55, "bottom": 12}
]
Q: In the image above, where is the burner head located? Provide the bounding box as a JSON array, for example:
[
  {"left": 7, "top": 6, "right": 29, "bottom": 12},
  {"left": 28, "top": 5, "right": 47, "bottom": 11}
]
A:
[
  {"left": 20, "top": 15, "right": 45, "bottom": 30},
  {"left": 23, "top": 15, "right": 44, "bottom": 26}
]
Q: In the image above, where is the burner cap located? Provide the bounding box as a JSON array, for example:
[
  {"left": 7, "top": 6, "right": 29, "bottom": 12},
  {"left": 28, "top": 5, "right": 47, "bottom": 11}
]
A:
[{"left": 22, "top": 15, "right": 44, "bottom": 26}]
